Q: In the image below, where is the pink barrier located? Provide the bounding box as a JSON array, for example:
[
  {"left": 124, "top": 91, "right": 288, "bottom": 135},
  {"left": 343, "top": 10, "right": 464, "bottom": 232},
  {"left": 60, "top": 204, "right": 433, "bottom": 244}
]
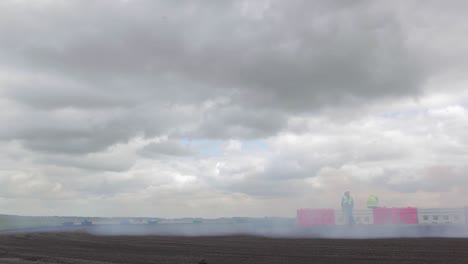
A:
[
  {"left": 373, "top": 207, "right": 418, "bottom": 225},
  {"left": 399, "top": 207, "right": 419, "bottom": 224},
  {"left": 373, "top": 208, "right": 391, "bottom": 224},
  {"left": 297, "top": 208, "right": 335, "bottom": 227}
]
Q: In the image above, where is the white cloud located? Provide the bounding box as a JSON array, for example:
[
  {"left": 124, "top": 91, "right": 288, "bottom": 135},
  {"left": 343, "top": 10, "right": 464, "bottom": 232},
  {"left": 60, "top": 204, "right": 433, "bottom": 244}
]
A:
[{"left": 224, "top": 139, "right": 242, "bottom": 153}]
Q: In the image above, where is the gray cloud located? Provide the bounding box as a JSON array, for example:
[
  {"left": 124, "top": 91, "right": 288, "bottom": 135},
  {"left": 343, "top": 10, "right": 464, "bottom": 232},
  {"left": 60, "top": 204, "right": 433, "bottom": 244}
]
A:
[
  {"left": 190, "top": 106, "right": 288, "bottom": 139},
  {"left": 138, "top": 140, "right": 195, "bottom": 158},
  {"left": 38, "top": 153, "right": 136, "bottom": 172},
  {"left": 376, "top": 165, "right": 468, "bottom": 194},
  {"left": 0, "top": 0, "right": 429, "bottom": 156}
]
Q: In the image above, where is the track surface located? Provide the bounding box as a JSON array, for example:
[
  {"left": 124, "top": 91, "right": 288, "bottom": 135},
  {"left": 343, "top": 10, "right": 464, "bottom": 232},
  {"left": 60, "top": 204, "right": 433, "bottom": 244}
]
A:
[{"left": 1, "top": 232, "right": 468, "bottom": 264}]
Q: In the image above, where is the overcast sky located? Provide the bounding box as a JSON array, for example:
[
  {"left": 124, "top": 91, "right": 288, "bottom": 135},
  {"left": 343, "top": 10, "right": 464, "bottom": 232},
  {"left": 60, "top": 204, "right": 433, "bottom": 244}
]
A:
[{"left": 0, "top": 0, "right": 467, "bottom": 218}]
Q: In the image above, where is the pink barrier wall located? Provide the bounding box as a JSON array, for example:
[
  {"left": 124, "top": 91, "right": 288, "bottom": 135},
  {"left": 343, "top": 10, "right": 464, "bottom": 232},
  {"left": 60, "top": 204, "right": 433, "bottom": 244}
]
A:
[
  {"left": 373, "top": 208, "right": 391, "bottom": 224},
  {"left": 297, "top": 208, "right": 335, "bottom": 227},
  {"left": 373, "top": 207, "right": 418, "bottom": 225}
]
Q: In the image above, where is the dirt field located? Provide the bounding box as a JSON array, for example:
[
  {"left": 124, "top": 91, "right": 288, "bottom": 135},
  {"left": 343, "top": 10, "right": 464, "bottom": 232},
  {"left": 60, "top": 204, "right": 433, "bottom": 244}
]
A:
[{"left": 0, "top": 232, "right": 467, "bottom": 264}]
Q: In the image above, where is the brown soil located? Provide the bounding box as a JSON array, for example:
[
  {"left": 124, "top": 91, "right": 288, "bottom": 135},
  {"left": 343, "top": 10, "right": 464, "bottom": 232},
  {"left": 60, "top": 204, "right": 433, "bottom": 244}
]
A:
[{"left": 1, "top": 232, "right": 468, "bottom": 264}]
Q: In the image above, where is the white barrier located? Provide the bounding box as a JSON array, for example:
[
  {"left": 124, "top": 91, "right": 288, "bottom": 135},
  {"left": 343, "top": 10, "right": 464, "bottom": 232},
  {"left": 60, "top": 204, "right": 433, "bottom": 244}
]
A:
[
  {"left": 335, "top": 209, "right": 374, "bottom": 225},
  {"left": 417, "top": 208, "right": 466, "bottom": 225}
]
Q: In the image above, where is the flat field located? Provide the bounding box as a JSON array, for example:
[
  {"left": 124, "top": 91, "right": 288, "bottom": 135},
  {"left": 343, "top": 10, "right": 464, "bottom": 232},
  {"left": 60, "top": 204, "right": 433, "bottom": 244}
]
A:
[{"left": 1, "top": 232, "right": 468, "bottom": 264}]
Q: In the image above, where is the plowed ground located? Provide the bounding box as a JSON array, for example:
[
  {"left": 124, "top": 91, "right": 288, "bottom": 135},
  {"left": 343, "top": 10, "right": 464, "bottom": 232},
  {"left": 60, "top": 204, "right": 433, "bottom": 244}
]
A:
[{"left": 1, "top": 232, "right": 468, "bottom": 264}]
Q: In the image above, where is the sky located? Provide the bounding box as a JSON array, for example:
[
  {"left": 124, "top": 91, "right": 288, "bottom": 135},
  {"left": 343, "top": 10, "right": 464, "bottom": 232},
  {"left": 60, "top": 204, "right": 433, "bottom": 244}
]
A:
[{"left": 0, "top": 0, "right": 467, "bottom": 218}]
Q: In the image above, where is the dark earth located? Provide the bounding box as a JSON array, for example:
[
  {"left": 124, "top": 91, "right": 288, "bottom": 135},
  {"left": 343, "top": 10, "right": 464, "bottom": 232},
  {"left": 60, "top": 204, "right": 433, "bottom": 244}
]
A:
[{"left": 1, "top": 232, "right": 468, "bottom": 264}]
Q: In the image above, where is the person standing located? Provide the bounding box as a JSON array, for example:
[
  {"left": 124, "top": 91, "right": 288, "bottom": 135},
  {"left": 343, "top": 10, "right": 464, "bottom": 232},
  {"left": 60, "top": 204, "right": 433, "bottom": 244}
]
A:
[
  {"left": 366, "top": 194, "right": 379, "bottom": 209},
  {"left": 341, "top": 191, "right": 355, "bottom": 226}
]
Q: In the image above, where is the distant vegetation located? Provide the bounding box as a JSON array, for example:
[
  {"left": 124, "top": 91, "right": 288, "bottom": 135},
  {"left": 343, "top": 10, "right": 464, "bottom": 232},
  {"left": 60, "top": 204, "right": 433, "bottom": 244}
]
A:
[
  {"left": 0, "top": 214, "right": 294, "bottom": 232},
  {"left": 0, "top": 214, "right": 102, "bottom": 231}
]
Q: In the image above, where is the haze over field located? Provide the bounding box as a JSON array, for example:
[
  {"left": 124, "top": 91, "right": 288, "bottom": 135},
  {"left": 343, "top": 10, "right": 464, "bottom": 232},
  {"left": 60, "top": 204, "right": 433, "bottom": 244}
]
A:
[{"left": 0, "top": 0, "right": 467, "bottom": 218}]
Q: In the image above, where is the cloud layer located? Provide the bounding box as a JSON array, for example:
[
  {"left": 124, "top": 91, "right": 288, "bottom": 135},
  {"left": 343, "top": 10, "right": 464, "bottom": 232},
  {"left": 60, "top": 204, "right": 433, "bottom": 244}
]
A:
[{"left": 0, "top": 0, "right": 467, "bottom": 217}]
